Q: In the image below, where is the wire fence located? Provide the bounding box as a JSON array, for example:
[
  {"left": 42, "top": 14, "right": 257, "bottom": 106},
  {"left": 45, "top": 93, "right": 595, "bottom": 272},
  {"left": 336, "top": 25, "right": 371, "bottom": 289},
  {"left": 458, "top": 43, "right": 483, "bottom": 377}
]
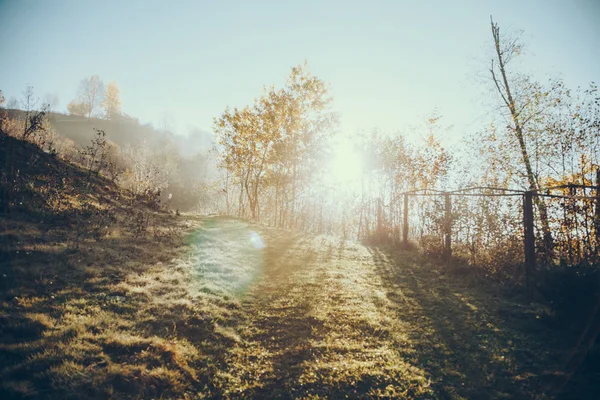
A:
[{"left": 356, "top": 183, "right": 600, "bottom": 289}]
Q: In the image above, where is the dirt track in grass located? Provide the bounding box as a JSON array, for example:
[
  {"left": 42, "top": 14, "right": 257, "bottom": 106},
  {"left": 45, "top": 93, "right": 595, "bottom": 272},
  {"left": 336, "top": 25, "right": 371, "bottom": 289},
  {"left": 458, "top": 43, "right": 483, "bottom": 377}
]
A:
[{"left": 1, "top": 216, "right": 576, "bottom": 399}]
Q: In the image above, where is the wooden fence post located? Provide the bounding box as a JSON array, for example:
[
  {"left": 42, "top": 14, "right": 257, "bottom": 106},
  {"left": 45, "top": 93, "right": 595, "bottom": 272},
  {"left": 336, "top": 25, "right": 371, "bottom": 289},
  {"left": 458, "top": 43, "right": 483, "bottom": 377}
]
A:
[
  {"left": 444, "top": 192, "right": 452, "bottom": 260},
  {"left": 523, "top": 191, "right": 536, "bottom": 294},
  {"left": 403, "top": 194, "right": 409, "bottom": 245}
]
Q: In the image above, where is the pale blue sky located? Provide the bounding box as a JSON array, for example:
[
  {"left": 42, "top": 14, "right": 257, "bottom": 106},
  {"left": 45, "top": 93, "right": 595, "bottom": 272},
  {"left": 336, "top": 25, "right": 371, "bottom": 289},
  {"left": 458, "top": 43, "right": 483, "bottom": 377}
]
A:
[{"left": 1, "top": 0, "right": 598, "bottom": 143}]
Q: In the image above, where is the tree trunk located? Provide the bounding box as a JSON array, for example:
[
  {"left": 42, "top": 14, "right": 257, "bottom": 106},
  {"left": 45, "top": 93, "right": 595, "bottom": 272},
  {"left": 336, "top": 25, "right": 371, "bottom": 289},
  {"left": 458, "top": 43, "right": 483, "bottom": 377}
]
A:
[
  {"left": 290, "top": 161, "right": 297, "bottom": 229},
  {"left": 238, "top": 179, "right": 244, "bottom": 217},
  {"left": 490, "top": 17, "right": 553, "bottom": 260}
]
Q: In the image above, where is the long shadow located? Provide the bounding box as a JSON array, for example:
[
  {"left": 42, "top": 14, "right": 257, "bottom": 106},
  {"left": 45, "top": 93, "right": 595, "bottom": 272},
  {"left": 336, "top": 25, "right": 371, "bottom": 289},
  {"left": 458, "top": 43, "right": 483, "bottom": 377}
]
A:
[
  {"left": 369, "top": 246, "right": 562, "bottom": 399},
  {"left": 228, "top": 238, "right": 329, "bottom": 398},
  {"left": 234, "top": 239, "right": 409, "bottom": 399}
]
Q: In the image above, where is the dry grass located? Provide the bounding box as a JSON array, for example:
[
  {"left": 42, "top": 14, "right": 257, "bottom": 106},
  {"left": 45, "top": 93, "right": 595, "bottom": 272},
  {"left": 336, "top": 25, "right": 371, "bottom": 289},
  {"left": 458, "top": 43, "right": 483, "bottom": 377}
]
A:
[
  {"left": 0, "top": 207, "right": 201, "bottom": 399},
  {"left": 1, "top": 214, "right": 585, "bottom": 399}
]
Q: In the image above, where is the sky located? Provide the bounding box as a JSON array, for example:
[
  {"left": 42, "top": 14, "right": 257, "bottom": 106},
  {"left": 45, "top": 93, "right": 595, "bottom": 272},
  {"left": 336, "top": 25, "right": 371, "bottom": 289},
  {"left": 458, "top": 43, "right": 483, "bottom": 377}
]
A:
[{"left": 1, "top": 0, "right": 599, "bottom": 145}]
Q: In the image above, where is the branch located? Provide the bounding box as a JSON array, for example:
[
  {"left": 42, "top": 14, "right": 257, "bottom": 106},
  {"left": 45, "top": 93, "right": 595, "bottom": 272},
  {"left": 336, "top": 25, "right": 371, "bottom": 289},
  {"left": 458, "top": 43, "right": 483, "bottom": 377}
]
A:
[
  {"left": 490, "top": 62, "right": 511, "bottom": 108},
  {"left": 520, "top": 104, "right": 552, "bottom": 127}
]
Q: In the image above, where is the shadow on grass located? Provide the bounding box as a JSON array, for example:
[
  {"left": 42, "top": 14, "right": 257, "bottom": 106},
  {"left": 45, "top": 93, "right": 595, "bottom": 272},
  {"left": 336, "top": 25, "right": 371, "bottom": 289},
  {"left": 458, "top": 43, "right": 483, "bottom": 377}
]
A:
[
  {"left": 0, "top": 214, "right": 221, "bottom": 399},
  {"left": 218, "top": 235, "right": 328, "bottom": 398},
  {"left": 369, "top": 246, "right": 564, "bottom": 399}
]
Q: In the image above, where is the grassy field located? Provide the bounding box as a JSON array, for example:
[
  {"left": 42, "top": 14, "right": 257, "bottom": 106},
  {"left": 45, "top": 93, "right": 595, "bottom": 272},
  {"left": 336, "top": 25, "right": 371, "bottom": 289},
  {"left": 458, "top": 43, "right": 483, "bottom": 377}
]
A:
[{"left": 1, "top": 214, "right": 585, "bottom": 399}]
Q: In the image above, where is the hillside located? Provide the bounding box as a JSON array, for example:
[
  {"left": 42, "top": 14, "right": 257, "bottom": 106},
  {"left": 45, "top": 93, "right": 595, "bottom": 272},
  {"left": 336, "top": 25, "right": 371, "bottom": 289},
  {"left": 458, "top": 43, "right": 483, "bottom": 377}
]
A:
[
  {"left": 0, "top": 130, "right": 200, "bottom": 398},
  {"left": 2, "top": 109, "right": 214, "bottom": 157}
]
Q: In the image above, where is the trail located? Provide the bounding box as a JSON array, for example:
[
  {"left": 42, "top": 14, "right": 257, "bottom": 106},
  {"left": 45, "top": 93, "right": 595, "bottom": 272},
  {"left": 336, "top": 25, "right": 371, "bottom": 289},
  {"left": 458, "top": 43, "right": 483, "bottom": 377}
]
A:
[{"left": 188, "top": 217, "right": 563, "bottom": 399}]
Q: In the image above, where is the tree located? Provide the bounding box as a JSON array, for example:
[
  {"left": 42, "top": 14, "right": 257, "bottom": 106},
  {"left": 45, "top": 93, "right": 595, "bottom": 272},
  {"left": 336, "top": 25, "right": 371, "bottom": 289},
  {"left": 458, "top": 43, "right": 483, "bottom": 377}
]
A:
[
  {"left": 122, "top": 139, "right": 177, "bottom": 196},
  {"left": 214, "top": 104, "right": 267, "bottom": 220},
  {"left": 21, "top": 85, "right": 38, "bottom": 137},
  {"left": 68, "top": 75, "right": 105, "bottom": 118},
  {"left": 489, "top": 16, "right": 553, "bottom": 258},
  {"left": 102, "top": 81, "right": 122, "bottom": 119},
  {"left": 274, "top": 63, "right": 337, "bottom": 227},
  {"left": 213, "top": 63, "right": 336, "bottom": 224},
  {"left": 0, "top": 90, "right": 5, "bottom": 107}
]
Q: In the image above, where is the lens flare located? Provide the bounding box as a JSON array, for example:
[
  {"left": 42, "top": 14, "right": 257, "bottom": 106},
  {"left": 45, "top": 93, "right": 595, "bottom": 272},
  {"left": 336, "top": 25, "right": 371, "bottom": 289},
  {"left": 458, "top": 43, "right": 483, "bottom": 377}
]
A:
[
  {"left": 249, "top": 231, "right": 265, "bottom": 249},
  {"left": 185, "top": 218, "right": 266, "bottom": 297}
]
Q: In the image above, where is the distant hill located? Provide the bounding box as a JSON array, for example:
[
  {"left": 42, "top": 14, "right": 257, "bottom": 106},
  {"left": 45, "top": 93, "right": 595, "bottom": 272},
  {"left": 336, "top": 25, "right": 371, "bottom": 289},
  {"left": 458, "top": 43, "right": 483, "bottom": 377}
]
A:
[{"left": 4, "top": 109, "right": 215, "bottom": 157}]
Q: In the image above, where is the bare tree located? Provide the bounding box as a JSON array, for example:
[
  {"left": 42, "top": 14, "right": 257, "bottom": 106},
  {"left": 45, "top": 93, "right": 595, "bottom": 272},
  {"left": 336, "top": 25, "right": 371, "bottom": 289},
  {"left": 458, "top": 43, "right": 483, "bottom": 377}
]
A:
[
  {"left": 21, "top": 85, "right": 38, "bottom": 137},
  {"left": 489, "top": 16, "right": 553, "bottom": 257}
]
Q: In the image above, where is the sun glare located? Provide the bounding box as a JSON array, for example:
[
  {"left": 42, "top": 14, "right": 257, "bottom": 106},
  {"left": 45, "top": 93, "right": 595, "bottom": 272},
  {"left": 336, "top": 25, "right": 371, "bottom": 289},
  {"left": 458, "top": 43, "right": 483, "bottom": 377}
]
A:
[{"left": 330, "top": 138, "right": 364, "bottom": 186}]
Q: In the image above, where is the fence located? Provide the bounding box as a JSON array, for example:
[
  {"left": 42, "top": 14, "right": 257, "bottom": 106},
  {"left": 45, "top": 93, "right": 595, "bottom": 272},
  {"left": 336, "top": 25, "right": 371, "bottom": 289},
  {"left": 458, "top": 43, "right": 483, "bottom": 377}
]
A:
[{"left": 357, "top": 179, "right": 600, "bottom": 293}]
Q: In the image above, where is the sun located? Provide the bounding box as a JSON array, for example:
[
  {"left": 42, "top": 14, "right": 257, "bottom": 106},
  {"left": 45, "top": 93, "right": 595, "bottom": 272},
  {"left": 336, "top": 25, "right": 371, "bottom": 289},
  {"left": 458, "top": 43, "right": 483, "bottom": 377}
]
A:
[{"left": 330, "top": 136, "right": 364, "bottom": 186}]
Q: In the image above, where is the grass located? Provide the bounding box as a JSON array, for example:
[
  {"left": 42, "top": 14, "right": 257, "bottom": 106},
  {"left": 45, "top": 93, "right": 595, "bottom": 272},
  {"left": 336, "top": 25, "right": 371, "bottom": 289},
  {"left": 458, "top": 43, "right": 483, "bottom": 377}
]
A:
[
  {"left": 0, "top": 208, "right": 199, "bottom": 399},
  {"left": 1, "top": 210, "right": 593, "bottom": 398}
]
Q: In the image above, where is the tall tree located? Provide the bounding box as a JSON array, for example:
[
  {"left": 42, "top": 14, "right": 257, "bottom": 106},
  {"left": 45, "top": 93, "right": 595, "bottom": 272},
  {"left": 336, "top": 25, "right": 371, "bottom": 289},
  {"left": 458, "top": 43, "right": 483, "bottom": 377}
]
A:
[
  {"left": 277, "top": 63, "right": 337, "bottom": 227},
  {"left": 489, "top": 16, "right": 553, "bottom": 257},
  {"left": 102, "top": 81, "right": 122, "bottom": 119}
]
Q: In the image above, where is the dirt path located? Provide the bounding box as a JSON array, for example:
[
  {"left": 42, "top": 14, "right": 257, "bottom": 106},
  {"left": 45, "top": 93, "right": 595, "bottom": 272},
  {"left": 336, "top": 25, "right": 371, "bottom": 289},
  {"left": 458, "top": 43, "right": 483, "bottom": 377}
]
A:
[{"left": 188, "top": 218, "right": 564, "bottom": 399}]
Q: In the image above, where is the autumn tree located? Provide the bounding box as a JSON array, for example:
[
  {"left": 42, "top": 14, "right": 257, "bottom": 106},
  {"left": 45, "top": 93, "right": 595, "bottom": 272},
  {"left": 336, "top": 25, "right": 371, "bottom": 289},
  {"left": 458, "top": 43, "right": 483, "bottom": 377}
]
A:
[
  {"left": 354, "top": 118, "right": 451, "bottom": 244},
  {"left": 102, "top": 81, "right": 122, "bottom": 119},
  {"left": 282, "top": 64, "right": 336, "bottom": 226},
  {"left": 66, "top": 101, "right": 89, "bottom": 117},
  {"left": 214, "top": 104, "right": 270, "bottom": 220},
  {"left": 68, "top": 75, "right": 105, "bottom": 118},
  {"left": 214, "top": 63, "right": 336, "bottom": 224},
  {"left": 122, "top": 139, "right": 177, "bottom": 196}
]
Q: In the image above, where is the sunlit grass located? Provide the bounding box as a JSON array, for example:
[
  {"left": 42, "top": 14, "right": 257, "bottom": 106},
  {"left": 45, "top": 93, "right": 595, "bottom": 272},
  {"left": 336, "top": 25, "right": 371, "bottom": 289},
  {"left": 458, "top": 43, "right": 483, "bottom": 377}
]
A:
[{"left": 1, "top": 215, "right": 567, "bottom": 398}]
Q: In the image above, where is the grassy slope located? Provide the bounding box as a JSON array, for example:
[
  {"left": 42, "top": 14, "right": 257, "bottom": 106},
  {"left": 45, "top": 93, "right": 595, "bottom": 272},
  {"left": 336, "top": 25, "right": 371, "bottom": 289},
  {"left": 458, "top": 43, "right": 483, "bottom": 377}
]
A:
[
  {"left": 0, "top": 131, "right": 203, "bottom": 398},
  {"left": 0, "top": 134, "right": 592, "bottom": 399}
]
